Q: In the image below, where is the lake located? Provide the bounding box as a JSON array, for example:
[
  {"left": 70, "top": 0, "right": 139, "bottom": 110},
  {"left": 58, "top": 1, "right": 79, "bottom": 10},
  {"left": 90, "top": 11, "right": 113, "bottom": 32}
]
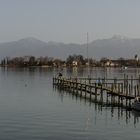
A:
[{"left": 0, "top": 67, "right": 140, "bottom": 140}]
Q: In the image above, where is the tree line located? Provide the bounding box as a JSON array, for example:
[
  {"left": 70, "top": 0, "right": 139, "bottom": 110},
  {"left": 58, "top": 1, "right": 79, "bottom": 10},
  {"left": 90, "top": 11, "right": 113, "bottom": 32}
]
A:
[{"left": 0, "top": 54, "right": 140, "bottom": 67}]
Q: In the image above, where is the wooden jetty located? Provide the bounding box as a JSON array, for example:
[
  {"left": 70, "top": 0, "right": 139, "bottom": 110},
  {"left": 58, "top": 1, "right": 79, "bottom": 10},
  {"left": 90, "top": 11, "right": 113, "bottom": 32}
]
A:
[{"left": 53, "top": 75, "right": 140, "bottom": 108}]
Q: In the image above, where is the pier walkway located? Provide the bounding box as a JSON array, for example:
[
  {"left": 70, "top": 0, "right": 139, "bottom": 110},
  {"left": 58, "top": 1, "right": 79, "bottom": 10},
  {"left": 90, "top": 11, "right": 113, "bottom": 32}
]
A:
[{"left": 53, "top": 76, "right": 140, "bottom": 107}]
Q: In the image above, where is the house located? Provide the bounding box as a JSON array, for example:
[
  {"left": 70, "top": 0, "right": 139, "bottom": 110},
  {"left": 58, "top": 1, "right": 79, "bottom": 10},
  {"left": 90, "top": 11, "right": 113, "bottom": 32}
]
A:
[{"left": 72, "top": 61, "right": 78, "bottom": 66}]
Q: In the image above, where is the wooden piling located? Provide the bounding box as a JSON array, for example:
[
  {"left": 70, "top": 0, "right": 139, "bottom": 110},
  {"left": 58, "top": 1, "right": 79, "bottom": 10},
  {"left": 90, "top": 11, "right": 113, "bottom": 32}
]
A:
[
  {"left": 95, "top": 83, "right": 97, "bottom": 102},
  {"left": 53, "top": 76, "right": 137, "bottom": 108}
]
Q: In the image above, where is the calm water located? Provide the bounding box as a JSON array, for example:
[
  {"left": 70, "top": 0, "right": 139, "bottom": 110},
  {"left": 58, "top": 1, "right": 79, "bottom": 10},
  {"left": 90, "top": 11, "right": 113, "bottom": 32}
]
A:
[{"left": 0, "top": 67, "right": 140, "bottom": 140}]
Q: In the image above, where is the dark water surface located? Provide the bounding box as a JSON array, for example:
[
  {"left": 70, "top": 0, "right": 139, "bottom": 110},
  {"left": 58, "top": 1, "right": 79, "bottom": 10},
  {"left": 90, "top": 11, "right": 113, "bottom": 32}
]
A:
[{"left": 0, "top": 67, "right": 140, "bottom": 140}]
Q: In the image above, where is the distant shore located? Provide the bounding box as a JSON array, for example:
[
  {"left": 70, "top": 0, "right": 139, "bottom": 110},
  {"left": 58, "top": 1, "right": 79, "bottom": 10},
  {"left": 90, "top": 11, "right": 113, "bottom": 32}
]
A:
[{"left": 1, "top": 54, "right": 140, "bottom": 68}]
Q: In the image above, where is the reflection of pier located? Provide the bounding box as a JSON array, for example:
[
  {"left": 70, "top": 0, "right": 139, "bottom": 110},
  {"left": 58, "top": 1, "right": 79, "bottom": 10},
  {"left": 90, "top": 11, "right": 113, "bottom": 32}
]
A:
[
  {"left": 53, "top": 75, "right": 140, "bottom": 108},
  {"left": 53, "top": 85, "right": 140, "bottom": 127}
]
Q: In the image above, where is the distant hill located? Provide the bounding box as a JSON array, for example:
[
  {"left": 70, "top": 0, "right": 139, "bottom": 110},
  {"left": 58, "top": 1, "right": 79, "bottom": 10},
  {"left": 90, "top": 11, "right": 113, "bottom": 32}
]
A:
[{"left": 0, "top": 36, "right": 139, "bottom": 60}]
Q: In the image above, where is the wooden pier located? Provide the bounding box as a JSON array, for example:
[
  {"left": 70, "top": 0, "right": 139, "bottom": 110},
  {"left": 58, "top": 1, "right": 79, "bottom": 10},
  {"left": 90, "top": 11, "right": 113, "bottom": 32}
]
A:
[{"left": 53, "top": 75, "right": 140, "bottom": 108}]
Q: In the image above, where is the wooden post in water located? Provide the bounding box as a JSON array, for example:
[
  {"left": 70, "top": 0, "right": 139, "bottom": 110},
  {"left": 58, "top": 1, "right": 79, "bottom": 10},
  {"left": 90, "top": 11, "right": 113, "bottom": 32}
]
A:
[
  {"left": 80, "top": 82, "right": 82, "bottom": 97},
  {"left": 137, "top": 77, "right": 139, "bottom": 97},
  {"left": 121, "top": 97, "right": 123, "bottom": 106},
  {"left": 124, "top": 74, "right": 126, "bottom": 94},
  {"left": 72, "top": 81, "right": 75, "bottom": 93},
  {"left": 85, "top": 85, "right": 87, "bottom": 98},
  {"left": 114, "top": 77, "right": 117, "bottom": 90},
  {"left": 121, "top": 83, "right": 123, "bottom": 94},
  {"left": 88, "top": 77, "right": 91, "bottom": 85},
  {"left": 55, "top": 76, "right": 57, "bottom": 84},
  {"left": 118, "top": 96, "right": 120, "bottom": 106},
  {"left": 95, "top": 83, "right": 97, "bottom": 102},
  {"left": 118, "top": 83, "right": 120, "bottom": 93},
  {"left": 62, "top": 78, "right": 64, "bottom": 88},
  {"left": 129, "top": 84, "right": 131, "bottom": 96},
  {"left": 53, "top": 76, "right": 140, "bottom": 108},
  {"left": 126, "top": 75, "right": 129, "bottom": 106},
  {"left": 123, "top": 74, "right": 125, "bottom": 94},
  {"left": 100, "top": 84, "right": 103, "bottom": 103},
  {"left": 70, "top": 81, "right": 72, "bottom": 91},
  {"left": 106, "top": 92, "right": 109, "bottom": 104},
  {"left": 137, "top": 84, "right": 139, "bottom": 96},
  {"left": 111, "top": 83, "right": 114, "bottom": 92},
  {"left": 89, "top": 84, "right": 92, "bottom": 100},
  {"left": 139, "top": 75, "right": 140, "bottom": 85},
  {"left": 131, "top": 75, "right": 133, "bottom": 96},
  {"left": 53, "top": 77, "right": 54, "bottom": 84},
  {"left": 134, "top": 85, "right": 137, "bottom": 97},
  {"left": 111, "top": 94, "right": 113, "bottom": 105},
  {"left": 126, "top": 75, "right": 129, "bottom": 95},
  {"left": 57, "top": 78, "right": 60, "bottom": 87},
  {"left": 126, "top": 98, "right": 128, "bottom": 107},
  {"left": 81, "top": 84, "right": 83, "bottom": 97},
  {"left": 76, "top": 83, "right": 78, "bottom": 95}
]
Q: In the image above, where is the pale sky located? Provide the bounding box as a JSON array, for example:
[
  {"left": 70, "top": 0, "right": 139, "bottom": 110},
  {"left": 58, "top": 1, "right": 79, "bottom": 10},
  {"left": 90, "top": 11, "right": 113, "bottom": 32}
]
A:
[{"left": 0, "top": 0, "right": 140, "bottom": 43}]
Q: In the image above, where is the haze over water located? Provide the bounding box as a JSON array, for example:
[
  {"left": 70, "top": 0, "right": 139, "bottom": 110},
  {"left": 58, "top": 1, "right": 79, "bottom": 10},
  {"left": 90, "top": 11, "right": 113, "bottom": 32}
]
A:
[{"left": 0, "top": 67, "right": 139, "bottom": 140}]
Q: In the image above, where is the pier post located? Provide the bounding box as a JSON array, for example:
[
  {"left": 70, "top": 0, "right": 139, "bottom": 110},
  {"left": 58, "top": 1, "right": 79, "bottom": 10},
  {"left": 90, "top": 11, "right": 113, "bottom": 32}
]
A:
[
  {"left": 53, "top": 76, "right": 138, "bottom": 108},
  {"left": 53, "top": 77, "right": 54, "bottom": 84},
  {"left": 124, "top": 74, "right": 126, "bottom": 94},
  {"left": 95, "top": 83, "right": 97, "bottom": 102},
  {"left": 131, "top": 75, "right": 133, "bottom": 95},
  {"left": 89, "top": 84, "right": 92, "bottom": 100},
  {"left": 137, "top": 85, "right": 139, "bottom": 96},
  {"left": 118, "top": 96, "right": 120, "bottom": 106},
  {"left": 134, "top": 85, "right": 137, "bottom": 97},
  {"left": 80, "top": 84, "right": 82, "bottom": 97},
  {"left": 85, "top": 85, "right": 87, "bottom": 98},
  {"left": 100, "top": 84, "right": 103, "bottom": 103}
]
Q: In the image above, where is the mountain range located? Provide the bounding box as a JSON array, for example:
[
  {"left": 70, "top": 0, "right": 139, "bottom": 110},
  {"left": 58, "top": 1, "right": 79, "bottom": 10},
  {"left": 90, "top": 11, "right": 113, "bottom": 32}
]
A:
[{"left": 0, "top": 35, "right": 139, "bottom": 60}]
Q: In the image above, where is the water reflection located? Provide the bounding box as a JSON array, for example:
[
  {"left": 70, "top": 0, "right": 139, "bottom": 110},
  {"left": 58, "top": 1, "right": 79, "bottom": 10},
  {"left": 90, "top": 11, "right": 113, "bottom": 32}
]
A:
[
  {"left": 1, "top": 66, "right": 140, "bottom": 78},
  {"left": 54, "top": 85, "right": 140, "bottom": 127},
  {"left": 132, "top": 110, "right": 140, "bottom": 127},
  {"left": 2, "top": 67, "right": 140, "bottom": 126},
  {"left": 1, "top": 67, "right": 140, "bottom": 139}
]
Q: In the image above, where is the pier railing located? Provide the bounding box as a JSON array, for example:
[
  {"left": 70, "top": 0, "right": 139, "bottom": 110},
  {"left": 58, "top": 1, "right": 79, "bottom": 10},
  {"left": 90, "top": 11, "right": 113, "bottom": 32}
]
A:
[{"left": 53, "top": 75, "right": 140, "bottom": 107}]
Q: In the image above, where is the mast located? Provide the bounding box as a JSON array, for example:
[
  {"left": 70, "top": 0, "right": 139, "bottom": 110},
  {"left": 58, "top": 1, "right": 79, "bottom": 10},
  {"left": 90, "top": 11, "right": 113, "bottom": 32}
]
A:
[
  {"left": 87, "top": 32, "right": 90, "bottom": 77},
  {"left": 87, "top": 32, "right": 89, "bottom": 66}
]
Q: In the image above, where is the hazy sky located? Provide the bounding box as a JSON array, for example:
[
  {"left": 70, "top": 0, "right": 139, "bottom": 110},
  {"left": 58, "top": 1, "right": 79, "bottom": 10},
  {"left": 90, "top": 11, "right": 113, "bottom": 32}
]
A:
[{"left": 0, "top": 0, "right": 140, "bottom": 43}]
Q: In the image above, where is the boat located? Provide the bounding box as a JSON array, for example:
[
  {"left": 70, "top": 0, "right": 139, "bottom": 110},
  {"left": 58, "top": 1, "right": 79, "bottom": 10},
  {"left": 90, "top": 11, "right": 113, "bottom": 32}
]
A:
[{"left": 132, "top": 96, "right": 140, "bottom": 111}]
